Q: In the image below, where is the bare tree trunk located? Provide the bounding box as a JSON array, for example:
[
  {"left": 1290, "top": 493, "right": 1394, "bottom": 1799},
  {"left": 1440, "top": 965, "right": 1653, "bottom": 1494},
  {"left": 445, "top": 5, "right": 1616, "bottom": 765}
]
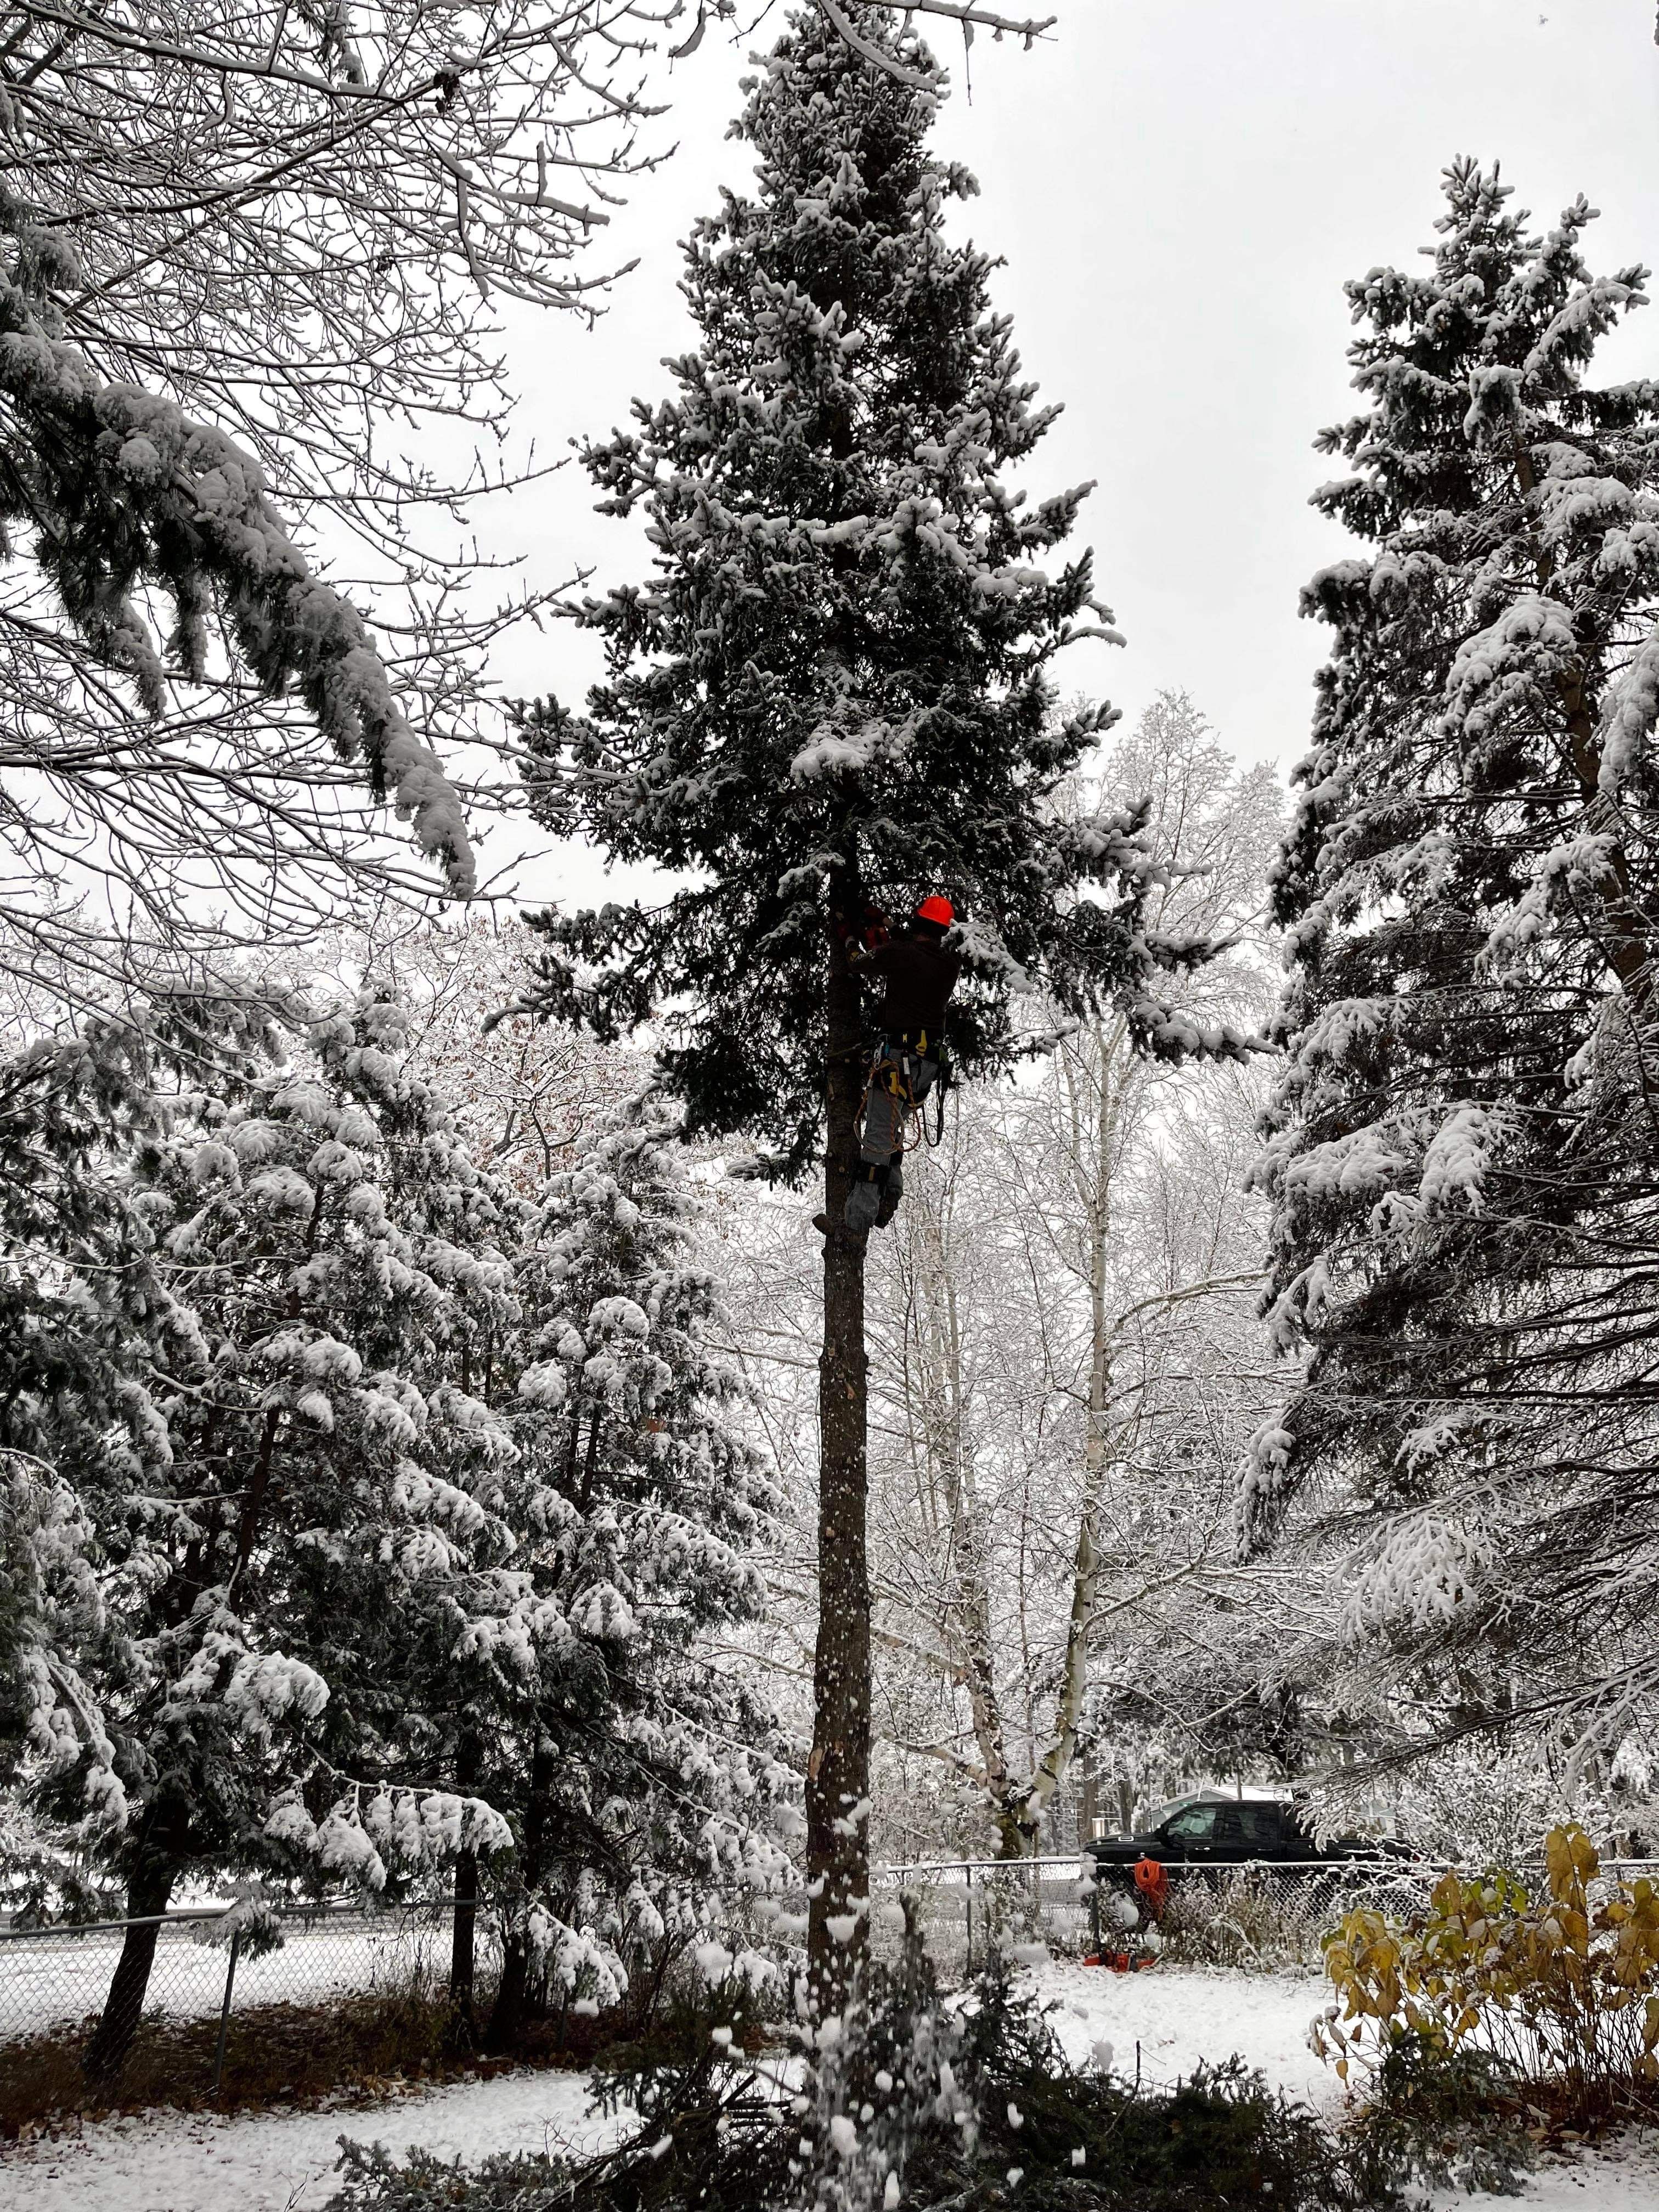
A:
[
  {"left": 806, "top": 936, "right": 872, "bottom": 2008},
  {"left": 84, "top": 1798, "right": 188, "bottom": 2085},
  {"left": 450, "top": 1844, "right": 479, "bottom": 2022},
  {"left": 909, "top": 1180, "right": 1026, "bottom": 1857},
  {"left": 485, "top": 1737, "right": 553, "bottom": 2053},
  {"left": 450, "top": 1733, "right": 481, "bottom": 2035},
  {"left": 1022, "top": 1465, "right": 1104, "bottom": 1830},
  {"left": 1015, "top": 1025, "right": 1120, "bottom": 1837}
]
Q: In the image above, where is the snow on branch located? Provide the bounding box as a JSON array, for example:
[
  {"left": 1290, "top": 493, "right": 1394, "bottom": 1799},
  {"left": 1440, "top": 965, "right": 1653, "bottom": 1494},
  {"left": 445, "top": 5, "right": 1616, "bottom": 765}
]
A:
[
  {"left": 816, "top": 0, "right": 1057, "bottom": 86},
  {"left": 843, "top": 0, "right": 1059, "bottom": 43},
  {"left": 0, "top": 273, "right": 477, "bottom": 897}
]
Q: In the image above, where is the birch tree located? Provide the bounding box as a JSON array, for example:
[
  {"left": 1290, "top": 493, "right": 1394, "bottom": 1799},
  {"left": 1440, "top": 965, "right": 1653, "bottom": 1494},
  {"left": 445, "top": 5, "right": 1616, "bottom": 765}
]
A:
[{"left": 864, "top": 699, "right": 1283, "bottom": 1853}]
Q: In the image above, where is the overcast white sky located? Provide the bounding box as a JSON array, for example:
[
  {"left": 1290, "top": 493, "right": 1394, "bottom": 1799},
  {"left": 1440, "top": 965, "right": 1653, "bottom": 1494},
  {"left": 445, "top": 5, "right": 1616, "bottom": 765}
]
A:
[{"left": 477, "top": 0, "right": 1659, "bottom": 910}]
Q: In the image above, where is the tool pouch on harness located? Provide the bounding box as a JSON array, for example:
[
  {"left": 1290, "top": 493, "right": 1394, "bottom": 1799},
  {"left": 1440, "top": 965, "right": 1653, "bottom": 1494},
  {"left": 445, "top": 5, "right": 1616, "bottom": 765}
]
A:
[{"left": 844, "top": 1030, "right": 942, "bottom": 1233}]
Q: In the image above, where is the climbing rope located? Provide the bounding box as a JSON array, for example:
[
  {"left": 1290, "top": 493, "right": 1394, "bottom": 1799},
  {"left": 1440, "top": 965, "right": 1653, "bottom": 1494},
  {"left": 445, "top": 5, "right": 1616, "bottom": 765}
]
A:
[{"left": 856, "top": 1040, "right": 937, "bottom": 1158}]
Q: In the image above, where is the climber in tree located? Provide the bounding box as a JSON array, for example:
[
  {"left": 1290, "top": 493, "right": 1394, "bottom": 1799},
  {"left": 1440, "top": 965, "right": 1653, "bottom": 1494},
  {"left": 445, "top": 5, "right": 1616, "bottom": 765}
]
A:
[{"left": 842, "top": 895, "right": 962, "bottom": 1233}]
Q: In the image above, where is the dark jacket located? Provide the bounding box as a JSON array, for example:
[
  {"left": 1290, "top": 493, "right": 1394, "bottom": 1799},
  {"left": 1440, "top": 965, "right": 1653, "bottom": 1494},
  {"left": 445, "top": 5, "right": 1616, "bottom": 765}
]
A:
[{"left": 856, "top": 932, "right": 961, "bottom": 1046}]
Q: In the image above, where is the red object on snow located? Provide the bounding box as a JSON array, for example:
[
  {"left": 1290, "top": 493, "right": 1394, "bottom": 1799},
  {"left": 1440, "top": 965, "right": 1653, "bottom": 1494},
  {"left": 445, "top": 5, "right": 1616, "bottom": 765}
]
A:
[
  {"left": 1081, "top": 1946, "right": 1157, "bottom": 1973},
  {"left": 1132, "top": 1854, "right": 1170, "bottom": 1920}
]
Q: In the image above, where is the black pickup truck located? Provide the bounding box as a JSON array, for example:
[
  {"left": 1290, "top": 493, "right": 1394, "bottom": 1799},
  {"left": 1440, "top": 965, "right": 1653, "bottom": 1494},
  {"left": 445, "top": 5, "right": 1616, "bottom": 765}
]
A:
[{"left": 1088, "top": 1795, "right": 1402, "bottom": 1880}]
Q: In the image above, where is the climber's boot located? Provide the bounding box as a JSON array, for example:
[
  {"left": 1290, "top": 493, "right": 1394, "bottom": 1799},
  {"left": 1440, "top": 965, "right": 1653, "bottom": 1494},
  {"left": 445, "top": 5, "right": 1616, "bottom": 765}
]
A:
[
  {"left": 874, "top": 1164, "right": 905, "bottom": 1228},
  {"left": 844, "top": 1163, "right": 885, "bottom": 1233}
]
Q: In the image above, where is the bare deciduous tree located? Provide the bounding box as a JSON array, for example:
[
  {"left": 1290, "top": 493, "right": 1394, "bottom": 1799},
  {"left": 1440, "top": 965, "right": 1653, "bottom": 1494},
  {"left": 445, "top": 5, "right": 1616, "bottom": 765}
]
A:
[
  {"left": 2, "top": 1, "right": 690, "bottom": 1000},
  {"left": 0, "top": 0, "right": 1065, "bottom": 1012},
  {"left": 859, "top": 701, "right": 1284, "bottom": 1854}
]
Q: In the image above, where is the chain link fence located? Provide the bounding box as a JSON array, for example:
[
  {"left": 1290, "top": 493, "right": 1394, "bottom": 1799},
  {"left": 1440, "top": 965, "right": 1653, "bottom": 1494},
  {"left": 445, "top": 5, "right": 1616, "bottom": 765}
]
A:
[
  {"left": 10, "top": 1857, "right": 1659, "bottom": 2101},
  {"left": 873, "top": 1852, "right": 1435, "bottom": 1979},
  {"left": 0, "top": 1899, "right": 478, "bottom": 2041},
  {"left": 870, "top": 1853, "right": 1659, "bottom": 1979},
  {"left": 0, "top": 1897, "right": 487, "bottom": 2107},
  {"left": 870, "top": 1855, "right": 1095, "bottom": 1981}
]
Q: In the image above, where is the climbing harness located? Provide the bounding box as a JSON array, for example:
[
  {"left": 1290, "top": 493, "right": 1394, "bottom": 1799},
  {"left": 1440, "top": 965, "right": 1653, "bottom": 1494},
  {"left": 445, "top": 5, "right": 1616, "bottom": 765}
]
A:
[
  {"left": 844, "top": 1028, "right": 945, "bottom": 1230},
  {"left": 855, "top": 1029, "right": 945, "bottom": 1160}
]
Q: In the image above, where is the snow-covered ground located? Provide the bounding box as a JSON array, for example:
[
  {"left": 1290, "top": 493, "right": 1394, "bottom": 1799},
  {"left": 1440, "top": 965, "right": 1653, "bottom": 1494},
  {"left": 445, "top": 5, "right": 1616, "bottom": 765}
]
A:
[
  {"left": 0, "top": 2064, "right": 618, "bottom": 2212},
  {"left": 1027, "top": 1961, "right": 1659, "bottom": 2212},
  {"left": 1029, "top": 1957, "right": 1335, "bottom": 2108},
  {"left": 3, "top": 1963, "right": 1657, "bottom": 2212}
]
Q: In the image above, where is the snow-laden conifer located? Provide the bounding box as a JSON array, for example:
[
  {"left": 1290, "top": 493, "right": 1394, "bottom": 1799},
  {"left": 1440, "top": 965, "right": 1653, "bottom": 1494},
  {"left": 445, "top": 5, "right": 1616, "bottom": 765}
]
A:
[
  {"left": 0, "top": 1012, "right": 210, "bottom": 1884},
  {"left": 1247, "top": 162, "right": 1659, "bottom": 1757},
  {"left": 479, "top": 1097, "right": 791, "bottom": 2045},
  {"left": 2, "top": 990, "right": 786, "bottom": 2066},
  {"left": 516, "top": 8, "right": 1240, "bottom": 1990},
  {"left": 38, "top": 997, "right": 522, "bottom": 2073}
]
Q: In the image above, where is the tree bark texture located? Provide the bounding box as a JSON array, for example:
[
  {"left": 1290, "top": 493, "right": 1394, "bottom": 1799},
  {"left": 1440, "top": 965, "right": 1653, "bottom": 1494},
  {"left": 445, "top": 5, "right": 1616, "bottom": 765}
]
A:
[
  {"left": 485, "top": 1736, "right": 554, "bottom": 2053},
  {"left": 85, "top": 1799, "right": 188, "bottom": 2084},
  {"left": 806, "top": 936, "right": 873, "bottom": 2008},
  {"left": 449, "top": 1733, "right": 481, "bottom": 2033}
]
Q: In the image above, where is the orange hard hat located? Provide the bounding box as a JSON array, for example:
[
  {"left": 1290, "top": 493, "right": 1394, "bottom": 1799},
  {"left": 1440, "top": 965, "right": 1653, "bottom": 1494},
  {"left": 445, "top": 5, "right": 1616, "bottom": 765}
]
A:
[{"left": 916, "top": 895, "right": 955, "bottom": 927}]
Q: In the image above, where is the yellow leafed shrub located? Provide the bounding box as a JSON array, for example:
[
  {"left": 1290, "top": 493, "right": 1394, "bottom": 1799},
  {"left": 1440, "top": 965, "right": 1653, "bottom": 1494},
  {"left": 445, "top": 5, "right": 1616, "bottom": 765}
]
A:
[{"left": 1313, "top": 1825, "right": 1659, "bottom": 2123}]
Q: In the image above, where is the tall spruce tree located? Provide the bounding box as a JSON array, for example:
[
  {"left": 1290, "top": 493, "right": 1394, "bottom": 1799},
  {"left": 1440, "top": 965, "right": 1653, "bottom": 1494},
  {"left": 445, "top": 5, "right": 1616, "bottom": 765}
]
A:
[
  {"left": 520, "top": 8, "right": 1234, "bottom": 1993},
  {"left": 1246, "top": 163, "right": 1659, "bottom": 1758}
]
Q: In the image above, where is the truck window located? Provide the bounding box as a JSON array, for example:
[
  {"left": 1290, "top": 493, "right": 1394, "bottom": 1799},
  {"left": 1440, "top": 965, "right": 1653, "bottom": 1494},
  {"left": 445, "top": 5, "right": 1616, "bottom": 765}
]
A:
[
  {"left": 1282, "top": 1810, "right": 1317, "bottom": 1854},
  {"left": 1163, "top": 1805, "right": 1217, "bottom": 1843}
]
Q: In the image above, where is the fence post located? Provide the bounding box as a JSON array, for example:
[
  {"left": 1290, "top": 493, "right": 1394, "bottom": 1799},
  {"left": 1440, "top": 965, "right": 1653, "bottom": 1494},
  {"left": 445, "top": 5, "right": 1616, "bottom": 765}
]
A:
[
  {"left": 963, "top": 1861, "right": 973, "bottom": 1979},
  {"left": 212, "top": 1929, "right": 242, "bottom": 2097}
]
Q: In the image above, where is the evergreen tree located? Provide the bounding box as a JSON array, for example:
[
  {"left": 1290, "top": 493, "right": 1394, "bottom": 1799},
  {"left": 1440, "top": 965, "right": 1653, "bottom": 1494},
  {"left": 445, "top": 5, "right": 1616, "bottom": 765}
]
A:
[
  {"left": 477, "top": 1100, "right": 790, "bottom": 2046},
  {"left": 518, "top": 8, "right": 1233, "bottom": 1991},
  {"left": 0, "top": 1010, "right": 213, "bottom": 1894},
  {"left": 2, "top": 994, "right": 787, "bottom": 2070},
  {"left": 1246, "top": 163, "right": 1659, "bottom": 1759},
  {"left": 41, "top": 997, "right": 526, "bottom": 2076}
]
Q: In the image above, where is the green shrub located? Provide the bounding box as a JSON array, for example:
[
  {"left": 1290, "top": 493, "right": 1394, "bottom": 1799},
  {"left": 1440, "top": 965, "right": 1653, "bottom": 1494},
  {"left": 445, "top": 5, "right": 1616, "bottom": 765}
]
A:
[
  {"left": 1346, "top": 2034, "right": 1534, "bottom": 2199},
  {"left": 324, "top": 1946, "right": 1402, "bottom": 2212}
]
